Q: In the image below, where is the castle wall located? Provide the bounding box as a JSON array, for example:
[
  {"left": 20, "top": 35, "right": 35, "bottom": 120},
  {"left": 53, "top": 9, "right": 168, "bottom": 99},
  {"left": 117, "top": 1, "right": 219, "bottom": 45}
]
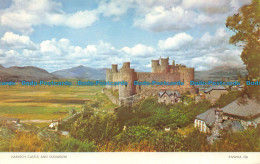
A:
[
  {"left": 136, "top": 72, "right": 186, "bottom": 96},
  {"left": 103, "top": 89, "right": 119, "bottom": 105}
]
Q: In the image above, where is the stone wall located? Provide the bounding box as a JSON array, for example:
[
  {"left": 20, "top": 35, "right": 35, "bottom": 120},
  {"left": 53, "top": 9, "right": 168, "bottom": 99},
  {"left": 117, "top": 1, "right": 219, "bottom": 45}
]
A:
[{"left": 103, "top": 89, "right": 119, "bottom": 105}]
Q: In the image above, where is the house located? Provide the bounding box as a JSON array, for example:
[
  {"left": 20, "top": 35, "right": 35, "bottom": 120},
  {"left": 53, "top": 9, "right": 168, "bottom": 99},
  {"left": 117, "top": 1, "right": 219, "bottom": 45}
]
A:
[
  {"left": 194, "top": 108, "right": 217, "bottom": 133},
  {"left": 221, "top": 98, "right": 260, "bottom": 129},
  {"left": 204, "top": 86, "right": 228, "bottom": 103},
  {"left": 158, "top": 91, "right": 181, "bottom": 104},
  {"left": 49, "top": 119, "right": 61, "bottom": 131}
]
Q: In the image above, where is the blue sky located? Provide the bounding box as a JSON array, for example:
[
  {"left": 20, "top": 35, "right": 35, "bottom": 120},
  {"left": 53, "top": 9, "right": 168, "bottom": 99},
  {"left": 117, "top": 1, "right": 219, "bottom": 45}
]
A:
[{"left": 0, "top": 0, "right": 251, "bottom": 72}]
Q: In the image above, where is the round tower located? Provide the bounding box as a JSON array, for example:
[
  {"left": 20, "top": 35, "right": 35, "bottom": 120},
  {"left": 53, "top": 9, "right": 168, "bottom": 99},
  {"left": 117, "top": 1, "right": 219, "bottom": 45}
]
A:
[
  {"left": 179, "top": 67, "right": 195, "bottom": 93},
  {"left": 160, "top": 57, "right": 169, "bottom": 72},
  {"left": 118, "top": 68, "right": 137, "bottom": 99},
  {"left": 151, "top": 60, "right": 160, "bottom": 73}
]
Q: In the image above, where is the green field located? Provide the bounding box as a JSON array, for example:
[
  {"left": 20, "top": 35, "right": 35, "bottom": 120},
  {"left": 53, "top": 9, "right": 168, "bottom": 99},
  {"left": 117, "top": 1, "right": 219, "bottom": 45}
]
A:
[{"left": 0, "top": 84, "right": 117, "bottom": 120}]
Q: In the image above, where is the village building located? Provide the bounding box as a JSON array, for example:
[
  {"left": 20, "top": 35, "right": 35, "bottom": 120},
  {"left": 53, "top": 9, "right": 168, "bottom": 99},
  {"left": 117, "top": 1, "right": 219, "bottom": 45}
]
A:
[
  {"left": 194, "top": 98, "right": 260, "bottom": 134},
  {"left": 204, "top": 85, "right": 228, "bottom": 103},
  {"left": 158, "top": 91, "right": 181, "bottom": 104},
  {"left": 194, "top": 108, "right": 216, "bottom": 133}
]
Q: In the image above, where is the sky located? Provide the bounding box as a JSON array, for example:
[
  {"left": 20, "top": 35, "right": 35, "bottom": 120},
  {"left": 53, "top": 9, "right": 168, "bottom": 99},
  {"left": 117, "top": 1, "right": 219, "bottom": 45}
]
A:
[{"left": 0, "top": 0, "right": 251, "bottom": 72}]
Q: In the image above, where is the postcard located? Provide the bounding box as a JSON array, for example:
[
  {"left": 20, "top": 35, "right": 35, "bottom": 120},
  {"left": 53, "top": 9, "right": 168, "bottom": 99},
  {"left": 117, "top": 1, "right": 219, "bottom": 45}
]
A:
[{"left": 0, "top": 0, "right": 259, "bottom": 163}]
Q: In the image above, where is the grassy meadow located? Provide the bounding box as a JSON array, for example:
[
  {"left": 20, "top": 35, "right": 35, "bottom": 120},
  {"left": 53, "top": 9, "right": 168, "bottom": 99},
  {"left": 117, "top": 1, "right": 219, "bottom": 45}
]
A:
[{"left": 0, "top": 83, "right": 117, "bottom": 121}]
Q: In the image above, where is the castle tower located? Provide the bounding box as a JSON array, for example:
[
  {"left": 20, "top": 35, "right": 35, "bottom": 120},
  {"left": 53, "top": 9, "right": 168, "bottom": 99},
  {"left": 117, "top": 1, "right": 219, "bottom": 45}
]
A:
[
  {"left": 172, "top": 60, "right": 175, "bottom": 66},
  {"left": 160, "top": 57, "right": 169, "bottom": 72},
  {"left": 151, "top": 60, "right": 160, "bottom": 73},
  {"left": 123, "top": 62, "right": 130, "bottom": 69},
  {"left": 179, "top": 67, "right": 196, "bottom": 93},
  {"left": 118, "top": 62, "right": 137, "bottom": 99},
  {"left": 112, "top": 64, "right": 118, "bottom": 73}
]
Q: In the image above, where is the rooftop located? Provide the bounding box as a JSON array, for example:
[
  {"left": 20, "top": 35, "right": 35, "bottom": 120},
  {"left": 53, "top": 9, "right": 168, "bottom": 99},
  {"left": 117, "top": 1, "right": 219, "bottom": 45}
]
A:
[
  {"left": 158, "top": 91, "right": 181, "bottom": 98},
  {"left": 195, "top": 108, "right": 217, "bottom": 127},
  {"left": 204, "top": 85, "right": 227, "bottom": 93},
  {"left": 221, "top": 99, "right": 260, "bottom": 119}
]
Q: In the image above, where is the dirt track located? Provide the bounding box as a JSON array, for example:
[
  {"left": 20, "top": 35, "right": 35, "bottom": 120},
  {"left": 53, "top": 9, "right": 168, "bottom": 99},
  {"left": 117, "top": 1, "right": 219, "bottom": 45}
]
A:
[{"left": 20, "top": 120, "right": 52, "bottom": 123}]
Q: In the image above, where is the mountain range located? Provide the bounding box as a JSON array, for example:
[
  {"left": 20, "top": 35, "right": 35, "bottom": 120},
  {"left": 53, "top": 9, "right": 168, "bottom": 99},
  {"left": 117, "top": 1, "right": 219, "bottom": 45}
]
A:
[
  {"left": 0, "top": 64, "right": 247, "bottom": 82},
  {"left": 195, "top": 66, "right": 248, "bottom": 81},
  {"left": 0, "top": 65, "right": 57, "bottom": 81},
  {"left": 52, "top": 65, "right": 106, "bottom": 80}
]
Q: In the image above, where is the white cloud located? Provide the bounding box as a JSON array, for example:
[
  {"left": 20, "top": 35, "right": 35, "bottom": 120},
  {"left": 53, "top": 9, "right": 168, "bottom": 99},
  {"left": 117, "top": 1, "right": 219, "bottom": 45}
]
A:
[
  {"left": 134, "top": 6, "right": 197, "bottom": 32},
  {"left": 131, "top": 0, "right": 251, "bottom": 32},
  {"left": 158, "top": 33, "right": 193, "bottom": 50},
  {"left": 181, "top": 0, "right": 231, "bottom": 14},
  {"left": 1, "top": 32, "right": 36, "bottom": 49},
  {"left": 122, "top": 44, "right": 155, "bottom": 57},
  {"left": 197, "top": 28, "right": 229, "bottom": 49},
  {"left": 64, "top": 11, "right": 99, "bottom": 28},
  {"left": 0, "top": 0, "right": 99, "bottom": 34},
  {"left": 40, "top": 39, "right": 61, "bottom": 55},
  {"left": 0, "top": 49, "right": 4, "bottom": 55},
  {"left": 190, "top": 49, "right": 243, "bottom": 71},
  {"left": 97, "top": 0, "right": 133, "bottom": 17}
]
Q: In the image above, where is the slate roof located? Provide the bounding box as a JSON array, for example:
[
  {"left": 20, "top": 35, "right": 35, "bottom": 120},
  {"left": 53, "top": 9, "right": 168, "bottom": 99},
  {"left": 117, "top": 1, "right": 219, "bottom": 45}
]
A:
[
  {"left": 204, "top": 85, "right": 227, "bottom": 93},
  {"left": 221, "top": 99, "right": 260, "bottom": 119},
  {"left": 158, "top": 91, "right": 181, "bottom": 98},
  {"left": 195, "top": 108, "right": 216, "bottom": 127}
]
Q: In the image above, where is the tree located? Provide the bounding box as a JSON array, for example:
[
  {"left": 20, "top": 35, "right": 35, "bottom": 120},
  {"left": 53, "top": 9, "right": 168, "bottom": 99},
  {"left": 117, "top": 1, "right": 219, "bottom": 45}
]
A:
[{"left": 226, "top": 0, "right": 260, "bottom": 99}]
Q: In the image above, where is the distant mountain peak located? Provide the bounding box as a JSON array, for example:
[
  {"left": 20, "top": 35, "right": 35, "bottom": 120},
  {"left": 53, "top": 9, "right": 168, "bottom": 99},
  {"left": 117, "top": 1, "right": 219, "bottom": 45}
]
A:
[{"left": 76, "top": 65, "right": 85, "bottom": 68}]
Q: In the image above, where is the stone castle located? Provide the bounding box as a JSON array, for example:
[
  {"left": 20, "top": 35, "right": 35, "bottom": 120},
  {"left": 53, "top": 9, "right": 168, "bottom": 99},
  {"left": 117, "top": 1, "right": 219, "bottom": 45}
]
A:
[{"left": 106, "top": 57, "right": 197, "bottom": 106}]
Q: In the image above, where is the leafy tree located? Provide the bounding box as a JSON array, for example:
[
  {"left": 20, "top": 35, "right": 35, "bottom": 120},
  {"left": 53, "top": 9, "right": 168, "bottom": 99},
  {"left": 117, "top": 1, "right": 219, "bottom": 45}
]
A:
[{"left": 226, "top": 0, "right": 260, "bottom": 99}]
